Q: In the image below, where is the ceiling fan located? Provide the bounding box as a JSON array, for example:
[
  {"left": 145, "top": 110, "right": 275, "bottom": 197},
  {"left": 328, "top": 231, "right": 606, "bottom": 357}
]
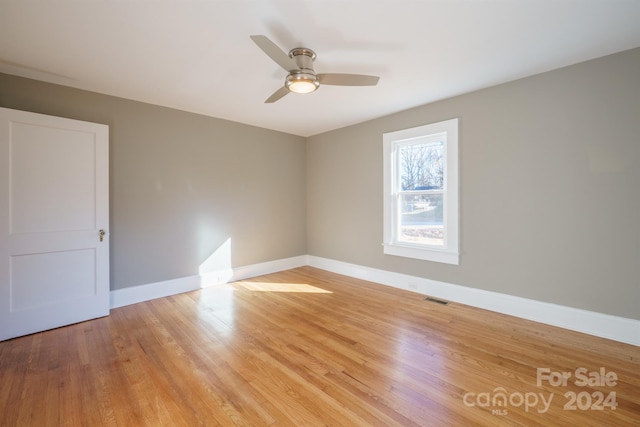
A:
[{"left": 250, "top": 35, "right": 380, "bottom": 103}]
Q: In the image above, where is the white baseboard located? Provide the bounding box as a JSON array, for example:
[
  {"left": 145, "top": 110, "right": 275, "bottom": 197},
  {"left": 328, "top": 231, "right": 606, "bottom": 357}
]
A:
[
  {"left": 307, "top": 256, "right": 640, "bottom": 347},
  {"left": 110, "top": 255, "right": 307, "bottom": 309},
  {"left": 110, "top": 275, "right": 201, "bottom": 309},
  {"left": 110, "top": 254, "right": 639, "bottom": 347}
]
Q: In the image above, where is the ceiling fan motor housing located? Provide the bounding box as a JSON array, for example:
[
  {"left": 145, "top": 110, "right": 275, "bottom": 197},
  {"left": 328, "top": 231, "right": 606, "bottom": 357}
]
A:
[
  {"left": 289, "top": 48, "right": 316, "bottom": 69},
  {"left": 286, "top": 48, "right": 319, "bottom": 93}
]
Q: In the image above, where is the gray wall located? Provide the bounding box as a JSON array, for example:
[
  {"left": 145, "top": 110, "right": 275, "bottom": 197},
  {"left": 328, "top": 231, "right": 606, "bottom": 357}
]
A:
[
  {"left": 0, "top": 74, "right": 307, "bottom": 290},
  {"left": 307, "top": 48, "right": 640, "bottom": 320}
]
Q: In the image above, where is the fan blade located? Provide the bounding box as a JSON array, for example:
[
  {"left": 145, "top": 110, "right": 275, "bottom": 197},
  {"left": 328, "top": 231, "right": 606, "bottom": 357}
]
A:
[
  {"left": 265, "top": 86, "right": 290, "bottom": 103},
  {"left": 318, "top": 73, "right": 379, "bottom": 86},
  {"left": 250, "top": 35, "right": 297, "bottom": 72}
]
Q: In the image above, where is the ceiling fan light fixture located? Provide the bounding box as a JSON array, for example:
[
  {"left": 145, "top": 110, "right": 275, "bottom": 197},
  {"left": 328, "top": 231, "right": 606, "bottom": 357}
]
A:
[{"left": 286, "top": 72, "right": 319, "bottom": 94}]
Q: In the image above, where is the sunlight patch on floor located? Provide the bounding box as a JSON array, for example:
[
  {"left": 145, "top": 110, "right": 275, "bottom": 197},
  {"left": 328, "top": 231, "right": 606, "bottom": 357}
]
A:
[{"left": 235, "top": 282, "right": 332, "bottom": 293}]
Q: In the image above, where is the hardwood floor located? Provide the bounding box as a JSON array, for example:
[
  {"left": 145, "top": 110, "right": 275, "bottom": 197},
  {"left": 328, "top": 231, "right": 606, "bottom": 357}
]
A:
[{"left": 1, "top": 266, "right": 638, "bottom": 426}]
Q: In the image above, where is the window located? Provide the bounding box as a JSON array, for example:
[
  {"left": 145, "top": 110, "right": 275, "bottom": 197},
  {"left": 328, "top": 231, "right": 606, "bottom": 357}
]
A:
[{"left": 383, "top": 118, "right": 459, "bottom": 264}]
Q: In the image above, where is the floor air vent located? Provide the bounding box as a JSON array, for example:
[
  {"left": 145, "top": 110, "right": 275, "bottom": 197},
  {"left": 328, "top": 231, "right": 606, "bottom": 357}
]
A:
[{"left": 425, "top": 296, "right": 449, "bottom": 305}]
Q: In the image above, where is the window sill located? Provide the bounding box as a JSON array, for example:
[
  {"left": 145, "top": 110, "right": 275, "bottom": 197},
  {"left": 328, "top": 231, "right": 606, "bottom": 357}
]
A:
[{"left": 383, "top": 243, "right": 459, "bottom": 265}]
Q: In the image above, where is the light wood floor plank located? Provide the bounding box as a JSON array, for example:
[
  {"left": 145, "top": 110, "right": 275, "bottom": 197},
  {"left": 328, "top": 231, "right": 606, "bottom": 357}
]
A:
[{"left": 1, "top": 266, "right": 638, "bottom": 426}]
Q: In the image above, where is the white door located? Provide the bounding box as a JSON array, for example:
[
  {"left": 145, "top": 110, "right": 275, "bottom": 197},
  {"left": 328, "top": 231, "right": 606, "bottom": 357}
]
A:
[{"left": 0, "top": 107, "right": 109, "bottom": 341}]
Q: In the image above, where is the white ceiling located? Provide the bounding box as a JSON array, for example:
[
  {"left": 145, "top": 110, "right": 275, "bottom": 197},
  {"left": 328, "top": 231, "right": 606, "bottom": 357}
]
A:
[{"left": 1, "top": 1, "right": 639, "bottom": 137}]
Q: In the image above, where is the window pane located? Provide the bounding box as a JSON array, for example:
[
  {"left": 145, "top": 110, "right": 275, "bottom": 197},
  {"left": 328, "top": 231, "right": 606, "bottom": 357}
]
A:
[
  {"left": 399, "top": 193, "right": 444, "bottom": 246},
  {"left": 399, "top": 141, "right": 444, "bottom": 191}
]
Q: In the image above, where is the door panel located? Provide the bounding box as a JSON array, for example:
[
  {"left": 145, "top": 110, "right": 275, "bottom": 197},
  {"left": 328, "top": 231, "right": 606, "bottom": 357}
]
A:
[
  {"left": 10, "top": 122, "right": 97, "bottom": 233},
  {"left": 10, "top": 249, "right": 96, "bottom": 311},
  {"left": 0, "top": 107, "right": 109, "bottom": 341}
]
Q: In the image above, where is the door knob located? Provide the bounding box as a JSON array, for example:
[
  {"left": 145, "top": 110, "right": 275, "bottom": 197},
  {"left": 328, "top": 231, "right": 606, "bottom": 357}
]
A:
[{"left": 99, "top": 229, "right": 106, "bottom": 242}]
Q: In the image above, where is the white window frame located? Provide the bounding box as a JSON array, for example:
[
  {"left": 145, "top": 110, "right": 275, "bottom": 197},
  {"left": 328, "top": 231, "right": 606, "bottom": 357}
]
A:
[{"left": 383, "top": 118, "right": 459, "bottom": 265}]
